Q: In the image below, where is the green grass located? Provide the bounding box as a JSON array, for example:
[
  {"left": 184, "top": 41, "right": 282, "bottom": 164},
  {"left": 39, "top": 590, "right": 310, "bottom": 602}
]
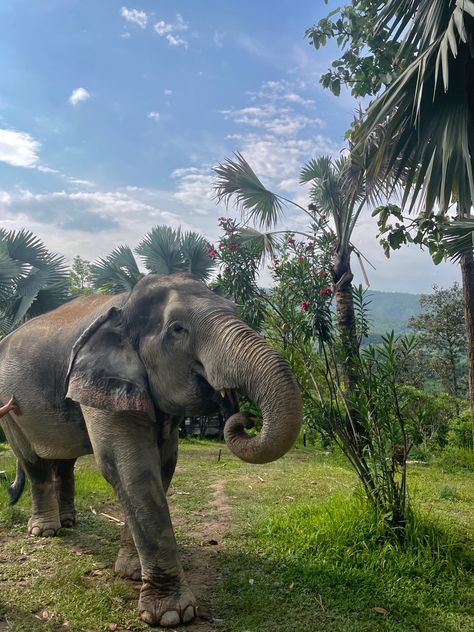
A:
[{"left": 1, "top": 442, "right": 474, "bottom": 631}]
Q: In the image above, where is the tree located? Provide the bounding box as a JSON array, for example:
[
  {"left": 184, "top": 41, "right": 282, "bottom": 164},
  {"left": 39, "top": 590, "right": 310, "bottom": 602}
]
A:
[
  {"left": 0, "top": 229, "right": 68, "bottom": 337},
  {"left": 305, "top": 0, "right": 409, "bottom": 98},
  {"left": 408, "top": 283, "right": 466, "bottom": 399},
  {"left": 90, "top": 225, "right": 215, "bottom": 293},
  {"left": 69, "top": 256, "right": 93, "bottom": 296},
  {"left": 212, "top": 218, "right": 416, "bottom": 530},
  {"left": 214, "top": 153, "right": 375, "bottom": 444},
  {"left": 351, "top": 1, "right": 474, "bottom": 447}
]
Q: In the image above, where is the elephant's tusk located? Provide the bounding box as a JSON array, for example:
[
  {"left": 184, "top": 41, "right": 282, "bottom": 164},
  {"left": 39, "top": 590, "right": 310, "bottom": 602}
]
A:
[{"left": 219, "top": 389, "right": 226, "bottom": 398}]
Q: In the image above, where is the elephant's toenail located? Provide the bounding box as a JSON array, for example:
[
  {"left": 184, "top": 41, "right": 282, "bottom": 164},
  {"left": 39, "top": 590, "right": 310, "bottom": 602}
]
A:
[
  {"left": 140, "top": 610, "right": 154, "bottom": 625},
  {"left": 183, "top": 605, "right": 195, "bottom": 623},
  {"left": 160, "top": 610, "right": 180, "bottom": 627}
]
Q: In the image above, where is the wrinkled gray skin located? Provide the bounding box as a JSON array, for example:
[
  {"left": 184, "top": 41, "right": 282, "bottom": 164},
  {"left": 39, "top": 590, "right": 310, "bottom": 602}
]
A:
[{"left": 0, "top": 273, "right": 302, "bottom": 627}]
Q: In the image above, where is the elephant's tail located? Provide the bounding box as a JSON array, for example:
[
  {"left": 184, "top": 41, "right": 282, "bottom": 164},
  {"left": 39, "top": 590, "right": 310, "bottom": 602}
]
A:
[{"left": 7, "top": 461, "right": 25, "bottom": 505}]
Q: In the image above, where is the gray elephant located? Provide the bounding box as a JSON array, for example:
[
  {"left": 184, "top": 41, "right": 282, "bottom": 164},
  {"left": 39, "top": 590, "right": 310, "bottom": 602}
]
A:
[{"left": 0, "top": 272, "right": 302, "bottom": 627}]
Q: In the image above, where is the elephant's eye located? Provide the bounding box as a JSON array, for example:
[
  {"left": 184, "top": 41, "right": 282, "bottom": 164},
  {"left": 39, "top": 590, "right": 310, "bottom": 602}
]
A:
[{"left": 170, "top": 322, "right": 187, "bottom": 336}]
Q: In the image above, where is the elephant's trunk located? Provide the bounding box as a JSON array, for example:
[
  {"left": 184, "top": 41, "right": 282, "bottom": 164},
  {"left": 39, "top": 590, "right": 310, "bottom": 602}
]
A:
[{"left": 201, "top": 315, "right": 303, "bottom": 464}]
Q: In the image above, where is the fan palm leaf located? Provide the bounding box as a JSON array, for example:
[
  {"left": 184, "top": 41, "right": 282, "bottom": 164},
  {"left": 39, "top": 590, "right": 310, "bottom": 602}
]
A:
[
  {"left": 441, "top": 218, "right": 474, "bottom": 262},
  {"left": 136, "top": 225, "right": 186, "bottom": 275},
  {"left": 0, "top": 229, "right": 68, "bottom": 337},
  {"left": 90, "top": 245, "right": 144, "bottom": 294},
  {"left": 214, "top": 153, "right": 285, "bottom": 229},
  {"left": 177, "top": 231, "right": 215, "bottom": 280}
]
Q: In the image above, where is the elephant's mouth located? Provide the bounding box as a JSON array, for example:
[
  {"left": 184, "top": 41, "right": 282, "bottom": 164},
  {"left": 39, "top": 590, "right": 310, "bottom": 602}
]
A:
[
  {"left": 216, "top": 388, "right": 239, "bottom": 419},
  {"left": 191, "top": 373, "right": 239, "bottom": 418}
]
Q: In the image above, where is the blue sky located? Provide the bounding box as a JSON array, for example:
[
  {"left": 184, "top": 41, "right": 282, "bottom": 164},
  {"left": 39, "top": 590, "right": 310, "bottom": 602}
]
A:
[{"left": 0, "top": 0, "right": 459, "bottom": 292}]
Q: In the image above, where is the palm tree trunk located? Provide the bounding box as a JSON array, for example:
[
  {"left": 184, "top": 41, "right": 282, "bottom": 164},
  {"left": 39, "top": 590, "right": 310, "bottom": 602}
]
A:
[
  {"left": 332, "top": 250, "right": 365, "bottom": 446},
  {"left": 460, "top": 251, "right": 474, "bottom": 451},
  {"left": 333, "top": 250, "right": 359, "bottom": 375}
]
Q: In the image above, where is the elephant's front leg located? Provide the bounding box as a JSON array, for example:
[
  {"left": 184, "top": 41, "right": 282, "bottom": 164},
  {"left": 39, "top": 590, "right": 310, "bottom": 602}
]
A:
[
  {"left": 81, "top": 406, "right": 196, "bottom": 628},
  {"left": 115, "top": 417, "right": 180, "bottom": 582}
]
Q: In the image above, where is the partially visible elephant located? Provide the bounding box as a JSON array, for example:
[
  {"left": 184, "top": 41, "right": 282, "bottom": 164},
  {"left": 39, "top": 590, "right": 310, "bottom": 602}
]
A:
[{"left": 0, "top": 272, "right": 302, "bottom": 627}]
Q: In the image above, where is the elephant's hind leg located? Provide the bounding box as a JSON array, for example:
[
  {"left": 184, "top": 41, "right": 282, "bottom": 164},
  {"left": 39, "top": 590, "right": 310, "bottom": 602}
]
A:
[
  {"left": 22, "top": 459, "right": 61, "bottom": 537},
  {"left": 53, "top": 459, "right": 77, "bottom": 527}
]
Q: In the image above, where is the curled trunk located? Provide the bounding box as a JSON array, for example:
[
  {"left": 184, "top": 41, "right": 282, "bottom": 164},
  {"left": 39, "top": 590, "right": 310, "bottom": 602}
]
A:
[{"left": 201, "top": 315, "right": 303, "bottom": 464}]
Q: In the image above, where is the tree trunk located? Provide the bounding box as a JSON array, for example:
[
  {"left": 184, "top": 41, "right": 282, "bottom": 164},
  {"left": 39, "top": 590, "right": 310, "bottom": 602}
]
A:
[
  {"left": 460, "top": 251, "right": 474, "bottom": 451},
  {"left": 333, "top": 250, "right": 359, "bottom": 388},
  {"left": 332, "top": 249, "right": 366, "bottom": 446}
]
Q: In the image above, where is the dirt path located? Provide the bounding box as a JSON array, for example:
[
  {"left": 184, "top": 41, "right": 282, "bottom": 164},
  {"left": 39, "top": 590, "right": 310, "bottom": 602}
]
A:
[{"left": 174, "top": 479, "right": 232, "bottom": 631}]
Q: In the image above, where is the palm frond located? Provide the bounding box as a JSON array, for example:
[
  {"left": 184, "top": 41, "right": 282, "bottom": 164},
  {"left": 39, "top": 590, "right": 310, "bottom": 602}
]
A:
[
  {"left": 354, "top": 7, "right": 474, "bottom": 214},
  {"left": 136, "top": 225, "right": 186, "bottom": 275},
  {"left": 441, "top": 218, "right": 474, "bottom": 262},
  {"left": 0, "top": 230, "right": 69, "bottom": 336},
  {"left": 214, "top": 153, "right": 284, "bottom": 229},
  {"left": 299, "top": 156, "right": 333, "bottom": 184},
  {"left": 179, "top": 231, "right": 215, "bottom": 281},
  {"left": 235, "top": 227, "right": 281, "bottom": 263},
  {"left": 90, "top": 246, "right": 143, "bottom": 294}
]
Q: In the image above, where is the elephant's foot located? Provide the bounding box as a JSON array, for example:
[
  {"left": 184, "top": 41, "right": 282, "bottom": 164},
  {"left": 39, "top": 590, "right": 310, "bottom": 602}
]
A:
[
  {"left": 27, "top": 516, "right": 61, "bottom": 537},
  {"left": 139, "top": 582, "right": 197, "bottom": 627},
  {"left": 115, "top": 546, "right": 142, "bottom": 581},
  {"left": 60, "top": 510, "right": 76, "bottom": 528}
]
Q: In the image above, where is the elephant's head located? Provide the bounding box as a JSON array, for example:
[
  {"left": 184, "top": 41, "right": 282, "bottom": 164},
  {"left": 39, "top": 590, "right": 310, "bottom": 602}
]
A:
[{"left": 66, "top": 273, "right": 302, "bottom": 464}]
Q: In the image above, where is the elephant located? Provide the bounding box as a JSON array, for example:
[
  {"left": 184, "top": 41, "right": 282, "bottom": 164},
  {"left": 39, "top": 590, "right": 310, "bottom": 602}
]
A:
[{"left": 0, "top": 272, "right": 302, "bottom": 627}]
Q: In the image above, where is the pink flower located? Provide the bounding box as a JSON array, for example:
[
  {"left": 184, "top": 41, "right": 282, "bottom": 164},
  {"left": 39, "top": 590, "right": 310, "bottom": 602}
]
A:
[
  {"left": 297, "top": 255, "right": 304, "bottom": 263},
  {"left": 300, "top": 300, "right": 311, "bottom": 312},
  {"left": 228, "top": 243, "right": 238, "bottom": 251},
  {"left": 287, "top": 236, "right": 295, "bottom": 244},
  {"left": 218, "top": 241, "right": 224, "bottom": 248},
  {"left": 320, "top": 287, "right": 332, "bottom": 298},
  {"left": 208, "top": 250, "right": 217, "bottom": 258}
]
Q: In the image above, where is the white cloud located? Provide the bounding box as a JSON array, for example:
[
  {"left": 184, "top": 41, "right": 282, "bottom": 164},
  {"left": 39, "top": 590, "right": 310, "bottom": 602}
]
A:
[
  {"left": 213, "top": 31, "right": 224, "bottom": 47},
  {"left": 221, "top": 104, "right": 320, "bottom": 136},
  {"left": 147, "top": 111, "right": 160, "bottom": 121},
  {"left": 120, "top": 7, "right": 148, "bottom": 29},
  {"left": 68, "top": 87, "right": 91, "bottom": 106},
  {"left": 67, "top": 178, "right": 96, "bottom": 187},
  {"left": 236, "top": 134, "right": 340, "bottom": 182},
  {"left": 171, "top": 167, "right": 216, "bottom": 214},
  {"left": 37, "top": 165, "right": 59, "bottom": 174},
  {"left": 0, "top": 128, "right": 40, "bottom": 168},
  {"left": 154, "top": 14, "right": 189, "bottom": 48},
  {"left": 164, "top": 89, "right": 173, "bottom": 96},
  {"left": 166, "top": 34, "right": 187, "bottom": 47}
]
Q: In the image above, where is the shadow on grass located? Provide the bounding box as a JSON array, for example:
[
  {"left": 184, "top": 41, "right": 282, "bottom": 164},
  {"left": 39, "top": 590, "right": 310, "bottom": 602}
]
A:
[
  {"left": 213, "top": 546, "right": 474, "bottom": 632},
  {"left": 211, "top": 497, "right": 474, "bottom": 632}
]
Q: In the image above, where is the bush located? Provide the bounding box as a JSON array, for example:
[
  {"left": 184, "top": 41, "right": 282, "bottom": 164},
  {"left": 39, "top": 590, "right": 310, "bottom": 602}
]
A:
[
  {"left": 435, "top": 447, "right": 474, "bottom": 472},
  {"left": 447, "top": 409, "right": 473, "bottom": 450}
]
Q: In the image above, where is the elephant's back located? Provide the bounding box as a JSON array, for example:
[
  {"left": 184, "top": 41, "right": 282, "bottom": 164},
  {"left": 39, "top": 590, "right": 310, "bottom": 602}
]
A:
[{"left": 0, "top": 293, "right": 127, "bottom": 409}]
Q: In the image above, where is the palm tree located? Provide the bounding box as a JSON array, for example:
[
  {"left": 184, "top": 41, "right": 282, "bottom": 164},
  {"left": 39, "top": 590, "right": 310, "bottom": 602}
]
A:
[
  {"left": 90, "top": 225, "right": 215, "bottom": 293},
  {"left": 214, "top": 152, "right": 371, "bottom": 440},
  {"left": 0, "top": 229, "right": 68, "bottom": 338},
  {"left": 353, "top": 0, "right": 474, "bottom": 445}
]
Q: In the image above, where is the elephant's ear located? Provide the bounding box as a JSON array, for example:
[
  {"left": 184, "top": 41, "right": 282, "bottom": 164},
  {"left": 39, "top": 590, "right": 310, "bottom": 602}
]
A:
[{"left": 65, "top": 307, "right": 155, "bottom": 419}]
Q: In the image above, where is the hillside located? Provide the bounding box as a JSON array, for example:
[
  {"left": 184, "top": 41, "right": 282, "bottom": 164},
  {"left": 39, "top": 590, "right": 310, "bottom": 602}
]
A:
[{"left": 363, "top": 290, "right": 421, "bottom": 342}]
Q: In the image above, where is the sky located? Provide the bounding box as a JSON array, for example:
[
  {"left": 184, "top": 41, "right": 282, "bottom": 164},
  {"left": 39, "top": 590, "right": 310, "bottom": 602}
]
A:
[{"left": 0, "top": 0, "right": 460, "bottom": 293}]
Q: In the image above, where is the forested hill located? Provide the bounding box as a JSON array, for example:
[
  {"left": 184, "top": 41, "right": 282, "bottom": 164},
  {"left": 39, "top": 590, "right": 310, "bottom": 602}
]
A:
[{"left": 364, "top": 290, "right": 421, "bottom": 343}]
